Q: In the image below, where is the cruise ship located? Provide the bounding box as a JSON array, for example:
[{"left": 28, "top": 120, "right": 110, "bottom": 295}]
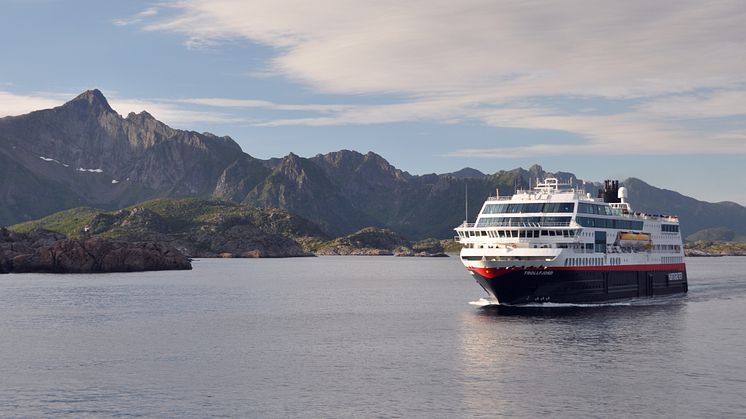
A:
[{"left": 454, "top": 178, "right": 687, "bottom": 305}]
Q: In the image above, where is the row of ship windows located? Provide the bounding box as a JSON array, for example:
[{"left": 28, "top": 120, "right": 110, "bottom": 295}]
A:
[
  {"left": 575, "top": 216, "right": 644, "bottom": 230},
  {"left": 476, "top": 217, "right": 571, "bottom": 227},
  {"left": 577, "top": 202, "right": 617, "bottom": 216},
  {"left": 482, "top": 202, "right": 575, "bottom": 214},
  {"left": 458, "top": 229, "right": 578, "bottom": 238},
  {"left": 476, "top": 215, "right": 646, "bottom": 230},
  {"left": 662, "top": 256, "right": 684, "bottom": 264},
  {"left": 661, "top": 224, "right": 680, "bottom": 232},
  {"left": 563, "top": 257, "right": 618, "bottom": 267},
  {"left": 481, "top": 202, "right": 620, "bottom": 216},
  {"left": 652, "top": 244, "right": 682, "bottom": 252}
]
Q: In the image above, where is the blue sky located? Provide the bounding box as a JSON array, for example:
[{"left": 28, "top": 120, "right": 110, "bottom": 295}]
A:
[{"left": 2, "top": 0, "right": 746, "bottom": 204}]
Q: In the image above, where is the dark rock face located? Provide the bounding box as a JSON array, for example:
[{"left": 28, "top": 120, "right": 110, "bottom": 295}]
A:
[
  {"left": 0, "top": 228, "right": 190, "bottom": 273},
  {"left": 189, "top": 224, "right": 311, "bottom": 258}
]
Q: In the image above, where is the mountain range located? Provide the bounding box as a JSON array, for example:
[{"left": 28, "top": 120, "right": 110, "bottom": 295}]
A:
[{"left": 2, "top": 89, "right": 746, "bottom": 240}]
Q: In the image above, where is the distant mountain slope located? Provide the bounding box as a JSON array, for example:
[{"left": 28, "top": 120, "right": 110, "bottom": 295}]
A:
[
  {"left": 2, "top": 89, "right": 745, "bottom": 240},
  {"left": 623, "top": 178, "right": 746, "bottom": 238}
]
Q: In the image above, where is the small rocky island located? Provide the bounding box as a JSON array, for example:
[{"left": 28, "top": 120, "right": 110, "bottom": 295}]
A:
[
  {"left": 0, "top": 228, "right": 191, "bottom": 274},
  {"left": 314, "top": 227, "right": 448, "bottom": 257}
]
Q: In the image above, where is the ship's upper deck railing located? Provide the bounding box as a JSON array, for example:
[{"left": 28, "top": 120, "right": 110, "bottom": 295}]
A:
[
  {"left": 633, "top": 213, "right": 679, "bottom": 222},
  {"left": 455, "top": 221, "right": 578, "bottom": 229}
]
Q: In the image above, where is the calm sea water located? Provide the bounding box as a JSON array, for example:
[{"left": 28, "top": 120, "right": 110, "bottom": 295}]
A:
[{"left": 0, "top": 256, "right": 745, "bottom": 418}]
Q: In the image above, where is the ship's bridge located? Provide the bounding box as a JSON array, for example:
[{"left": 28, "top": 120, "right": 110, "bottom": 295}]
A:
[{"left": 455, "top": 177, "right": 584, "bottom": 245}]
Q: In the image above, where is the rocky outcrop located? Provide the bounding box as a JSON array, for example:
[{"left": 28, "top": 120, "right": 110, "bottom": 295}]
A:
[
  {"left": 186, "top": 224, "right": 312, "bottom": 258},
  {"left": 314, "top": 227, "right": 447, "bottom": 257},
  {"left": 0, "top": 228, "right": 191, "bottom": 273},
  {"left": 315, "top": 227, "right": 407, "bottom": 256}
]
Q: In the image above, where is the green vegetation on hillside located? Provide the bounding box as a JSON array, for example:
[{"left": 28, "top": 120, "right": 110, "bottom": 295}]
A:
[
  {"left": 314, "top": 227, "right": 447, "bottom": 256},
  {"left": 10, "top": 207, "right": 102, "bottom": 237}
]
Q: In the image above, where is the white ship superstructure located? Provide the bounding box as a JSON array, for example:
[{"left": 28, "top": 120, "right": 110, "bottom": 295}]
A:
[{"left": 455, "top": 178, "right": 687, "bottom": 304}]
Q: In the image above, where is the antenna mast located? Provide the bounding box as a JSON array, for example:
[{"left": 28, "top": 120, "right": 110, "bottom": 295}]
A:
[{"left": 465, "top": 183, "right": 468, "bottom": 223}]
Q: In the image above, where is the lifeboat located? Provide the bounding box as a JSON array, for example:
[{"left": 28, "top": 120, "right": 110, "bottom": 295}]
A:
[{"left": 617, "top": 231, "right": 652, "bottom": 249}]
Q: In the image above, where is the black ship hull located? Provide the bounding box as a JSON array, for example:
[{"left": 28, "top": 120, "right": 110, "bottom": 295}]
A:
[{"left": 468, "top": 264, "right": 687, "bottom": 305}]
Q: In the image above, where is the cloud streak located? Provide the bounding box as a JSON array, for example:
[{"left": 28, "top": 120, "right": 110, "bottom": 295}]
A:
[
  {"left": 0, "top": 91, "right": 64, "bottom": 117},
  {"left": 177, "top": 97, "right": 353, "bottom": 113},
  {"left": 113, "top": 7, "right": 159, "bottom": 27}
]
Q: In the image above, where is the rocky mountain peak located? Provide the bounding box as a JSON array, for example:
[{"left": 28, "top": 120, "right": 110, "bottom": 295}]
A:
[
  {"left": 362, "top": 151, "right": 390, "bottom": 167},
  {"left": 313, "top": 150, "right": 364, "bottom": 170},
  {"left": 276, "top": 153, "right": 307, "bottom": 178},
  {"left": 528, "top": 164, "right": 545, "bottom": 178},
  {"left": 445, "top": 167, "right": 486, "bottom": 178},
  {"left": 126, "top": 110, "right": 156, "bottom": 121},
  {"left": 64, "top": 89, "right": 115, "bottom": 114}
]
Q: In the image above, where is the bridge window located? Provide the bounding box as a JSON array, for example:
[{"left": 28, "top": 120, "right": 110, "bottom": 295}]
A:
[
  {"left": 662, "top": 224, "right": 679, "bottom": 233},
  {"left": 578, "top": 203, "right": 613, "bottom": 215}
]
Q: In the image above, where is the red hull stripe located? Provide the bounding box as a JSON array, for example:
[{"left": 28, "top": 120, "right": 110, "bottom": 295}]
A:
[{"left": 468, "top": 263, "right": 686, "bottom": 279}]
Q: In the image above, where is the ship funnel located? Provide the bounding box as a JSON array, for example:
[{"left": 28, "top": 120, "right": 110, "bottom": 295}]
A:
[{"left": 600, "top": 180, "right": 622, "bottom": 203}]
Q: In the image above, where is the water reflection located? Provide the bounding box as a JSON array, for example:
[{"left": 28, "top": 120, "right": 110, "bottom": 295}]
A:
[{"left": 458, "top": 299, "right": 687, "bottom": 417}]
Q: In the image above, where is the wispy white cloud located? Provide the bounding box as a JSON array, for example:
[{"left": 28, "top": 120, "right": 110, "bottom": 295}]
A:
[
  {"left": 113, "top": 7, "right": 159, "bottom": 27},
  {"left": 177, "top": 97, "right": 353, "bottom": 113},
  {"left": 0, "top": 91, "right": 63, "bottom": 116}
]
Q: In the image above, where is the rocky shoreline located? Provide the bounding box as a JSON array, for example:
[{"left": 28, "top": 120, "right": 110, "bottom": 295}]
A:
[
  {"left": 313, "top": 228, "right": 449, "bottom": 257},
  {"left": 685, "top": 242, "right": 746, "bottom": 257},
  {"left": 1, "top": 228, "right": 191, "bottom": 274},
  {"left": 685, "top": 250, "right": 746, "bottom": 257}
]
